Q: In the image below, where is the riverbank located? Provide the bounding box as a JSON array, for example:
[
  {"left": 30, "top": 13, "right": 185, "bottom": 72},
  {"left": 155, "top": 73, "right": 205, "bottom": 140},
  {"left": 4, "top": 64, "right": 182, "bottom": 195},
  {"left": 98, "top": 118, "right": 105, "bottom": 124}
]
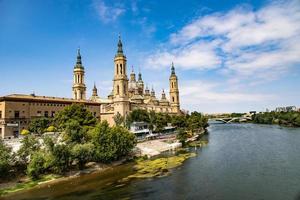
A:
[
  {"left": 1, "top": 130, "right": 207, "bottom": 197},
  {"left": 0, "top": 158, "right": 128, "bottom": 196}
]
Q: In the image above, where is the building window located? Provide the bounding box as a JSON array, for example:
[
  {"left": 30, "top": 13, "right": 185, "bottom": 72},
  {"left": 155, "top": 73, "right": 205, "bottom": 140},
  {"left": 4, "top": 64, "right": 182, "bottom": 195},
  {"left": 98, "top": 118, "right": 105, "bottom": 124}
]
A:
[
  {"left": 120, "top": 64, "right": 123, "bottom": 74},
  {"left": 117, "top": 85, "right": 120, "bottom": 95},
  {"left": 117, "top": 64, "right": 119, "bottom": 74},
  {"left": 172, "top": 97, "right": 175, "bottom": 102},
  {"left": 51, "top": 111, "right": 55, "bottom": 117},
  {"left": 94, "top": 112, "right": 96, "bottom": 117},
  {"left": 0, "top": 111, "right": 2, "bottom": 119},
  {"left": 44, "top": 111, "right": 49, "bottom": 117},
  {"left": 0, "top": 128, "right": 2, "bottom": 135},
  {"left": 37, "top": 111, "right": 42, "bottom": 116},
  {"left": 14, "top": 111, "right": 20, "bottom": 118}
]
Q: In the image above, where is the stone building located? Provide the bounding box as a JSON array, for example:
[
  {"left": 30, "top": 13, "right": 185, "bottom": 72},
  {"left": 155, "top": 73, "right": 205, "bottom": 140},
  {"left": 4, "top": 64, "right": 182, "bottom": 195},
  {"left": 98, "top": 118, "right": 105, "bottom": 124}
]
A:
[{"left": 0, "top": 36, "right": 180, "bottom": 139}]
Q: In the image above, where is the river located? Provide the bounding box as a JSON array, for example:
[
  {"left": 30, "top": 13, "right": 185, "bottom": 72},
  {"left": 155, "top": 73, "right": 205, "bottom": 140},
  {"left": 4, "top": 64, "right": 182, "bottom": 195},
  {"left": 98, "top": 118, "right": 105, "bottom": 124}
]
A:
[{"left": 3, "top": 123, "right": 300, "bottom": 200}]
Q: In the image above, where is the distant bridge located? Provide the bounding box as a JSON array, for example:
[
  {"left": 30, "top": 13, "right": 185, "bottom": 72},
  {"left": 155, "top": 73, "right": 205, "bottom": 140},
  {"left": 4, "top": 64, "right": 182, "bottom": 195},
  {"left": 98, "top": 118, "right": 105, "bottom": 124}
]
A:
[{"left": 210, "top": 116, "right": 252, "bottom": 124}]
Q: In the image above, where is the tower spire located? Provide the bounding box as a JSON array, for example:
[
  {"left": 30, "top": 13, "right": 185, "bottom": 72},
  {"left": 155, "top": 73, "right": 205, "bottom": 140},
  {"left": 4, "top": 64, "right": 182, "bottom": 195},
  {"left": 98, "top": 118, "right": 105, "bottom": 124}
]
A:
[
  {"left": 171, "top": 62, "right": 175, "bottom": 75},
  {"left": 138, "top": 68, "right": 142, "bottom": 81},
  {"left": 92, "top": 82, "right": 98, "bottom": 97},
  {"left": 117, "top": 34, "right": 124, "bottom": 55}
]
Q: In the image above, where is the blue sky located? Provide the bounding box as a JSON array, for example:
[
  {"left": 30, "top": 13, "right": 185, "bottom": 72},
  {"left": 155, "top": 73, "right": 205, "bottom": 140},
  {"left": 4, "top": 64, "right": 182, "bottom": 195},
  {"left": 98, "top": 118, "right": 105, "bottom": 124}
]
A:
[{"left": 0, "top": 0, "right": 299, "bottom": 113}]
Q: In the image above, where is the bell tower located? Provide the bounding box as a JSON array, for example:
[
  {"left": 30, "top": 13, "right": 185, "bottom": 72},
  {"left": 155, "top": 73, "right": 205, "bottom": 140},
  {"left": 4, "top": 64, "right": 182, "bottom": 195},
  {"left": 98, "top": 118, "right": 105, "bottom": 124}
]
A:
[
  {"left": 112, "top": 35, "right": 130, "bottom": 116},
  {"left": 72, "top": 48, "right": 86, "bottom": 100},
  {"left": 169, "top": 62, "right": 180, "bottom": 113}
]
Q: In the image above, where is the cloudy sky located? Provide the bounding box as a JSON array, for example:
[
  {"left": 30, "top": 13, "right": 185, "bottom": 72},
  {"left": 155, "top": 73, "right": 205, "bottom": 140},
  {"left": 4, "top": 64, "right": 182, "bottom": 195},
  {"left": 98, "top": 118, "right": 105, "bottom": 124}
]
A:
[{"left": 0, "top": 0, "right": 299, "bottom": 113}]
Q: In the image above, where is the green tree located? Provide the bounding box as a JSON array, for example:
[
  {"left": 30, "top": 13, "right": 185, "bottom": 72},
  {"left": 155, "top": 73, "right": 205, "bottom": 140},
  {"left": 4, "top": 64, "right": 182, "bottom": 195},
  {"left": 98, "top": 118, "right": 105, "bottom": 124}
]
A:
[
  {"left": 27, "top": 151, "right": 47, "bottom": 180},
  {"left": 0, "top": 140, "right": 12, "bottom": 178},
  {"left": 127, "top": 109, "right": 150, "bottom": 124},
  {"left": 54, "top": 104, "right": 97, "bottom": 130},
  {"left": 17, "top": 135, "right": 40, "bottom": 167},
  {"left": 187, "top": 112, "right": 208, "bottom": 133},
  {"left": 90, "top": 123, "right": 136, "bottom": 163},
  {"left": 176, "top": 129, "right": 189, "bottom": 146},
  {"left": 71, "top": 143, "right": 95, "bottom": 170},
  {"left": 63, "top": 119, "right": 92, "bottom": 144},
  {"left": 51, "top": 144, "right": 72, "bottom": 173},
  {"left": 113, "top": 112, "right": 124, "bottom": 126},
  {"left": 171, "top": 115, "right": 187, "bottom": 128},
  {"left": 28, "top": 117, "right": 52, "bottom": 135}
]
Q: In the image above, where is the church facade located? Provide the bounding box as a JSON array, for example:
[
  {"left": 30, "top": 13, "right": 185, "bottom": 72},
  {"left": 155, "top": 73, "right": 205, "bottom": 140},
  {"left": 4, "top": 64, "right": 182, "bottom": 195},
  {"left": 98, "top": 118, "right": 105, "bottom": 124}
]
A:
[{"left": 0, "top": 36, "right": 181, "bottom": 138}]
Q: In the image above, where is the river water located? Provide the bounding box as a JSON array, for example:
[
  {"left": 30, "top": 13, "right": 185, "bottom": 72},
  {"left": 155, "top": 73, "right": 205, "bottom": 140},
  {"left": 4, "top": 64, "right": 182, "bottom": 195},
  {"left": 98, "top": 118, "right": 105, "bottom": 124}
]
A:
[{"left": 3, "top": 123, "right": 300, "bottom": 200}]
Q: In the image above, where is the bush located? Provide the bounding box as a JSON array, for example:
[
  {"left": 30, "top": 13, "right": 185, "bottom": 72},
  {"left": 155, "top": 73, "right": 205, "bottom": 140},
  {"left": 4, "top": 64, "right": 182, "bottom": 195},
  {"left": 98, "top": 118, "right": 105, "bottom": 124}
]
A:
[
  {"left": 21, "top": 129, "right": 30, "bottom": 136},
  {"left": 27, "top": 151, "right": 47, "bottom": 180},
  {"left": 71, "top": 143, "right": 95, "bottom": 169},
  {"left": 0, "top": 140, "right": 12, "bottom": 179},
  {"left": 46, "top": 126, "right": 57, "bottom": 132}
]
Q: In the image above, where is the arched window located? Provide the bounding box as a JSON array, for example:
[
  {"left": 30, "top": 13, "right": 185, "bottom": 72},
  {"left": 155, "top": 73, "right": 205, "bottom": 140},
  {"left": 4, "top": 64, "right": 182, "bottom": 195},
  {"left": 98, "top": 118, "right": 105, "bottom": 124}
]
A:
[
  {"left": 172, "top": 97, "right": 175, "bottom": 102},
  {"left": 117, "top": 85, "right": 120, "bottom": 95},
  {"left": 117, "top": 64, "right": 119, "bottom": 74},
  {"left": 124, "top": 84, "right": 126, "bottom": 95},
  {"left": 120, "top": 64, "right": 123, "bottom": 74},
  {"left": 172, "top": 82, "right": 174, "bottom": 88}
]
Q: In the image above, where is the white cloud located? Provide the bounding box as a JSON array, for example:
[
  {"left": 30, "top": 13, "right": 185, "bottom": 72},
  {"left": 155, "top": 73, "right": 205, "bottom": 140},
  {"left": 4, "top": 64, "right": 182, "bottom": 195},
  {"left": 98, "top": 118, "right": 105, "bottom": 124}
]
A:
[
  {"left": 145, "top": 0, "right": 300, "bottom": 82},
  {"left": 179, "top": 80, "right": 277, "bottom": 113},
  {"left": 180, "top": 80, "right": 274, "bottom": 104},
  {"left": 93, "top": 0, "right": 125, "bottom": 23},
  {"left": 146, "top": 40, "right": 221, "bottom": 70}
]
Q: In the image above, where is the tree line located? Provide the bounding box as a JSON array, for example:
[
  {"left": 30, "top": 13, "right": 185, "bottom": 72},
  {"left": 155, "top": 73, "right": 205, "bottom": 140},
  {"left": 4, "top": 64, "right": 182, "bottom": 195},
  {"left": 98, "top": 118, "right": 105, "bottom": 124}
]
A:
[
  {"left": 252, "top": 111, "right": 300, "bottom": 127},
  {"left": 0, "top": 104, "right": 136, "bottom": 180}
]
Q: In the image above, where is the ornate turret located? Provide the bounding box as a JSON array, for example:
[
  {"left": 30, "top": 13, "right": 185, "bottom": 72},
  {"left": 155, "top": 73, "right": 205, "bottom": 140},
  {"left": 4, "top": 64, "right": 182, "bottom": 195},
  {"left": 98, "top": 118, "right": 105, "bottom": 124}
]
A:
[
  {"left": 92, "top": 83, "right": 98, "bottom": 97},
  {"left": 171, "top": 62, "right": 175, "bottom": 75},
  {"left": 151, "top": 87, "right": 155, "bottom": 97},
  {"left": 159, "top": 89, "right": 169, "bottom": 106},
  {"left": 137, "top": 69, "right": 144, "bottom": 95},
  {"left": 130, "top": 66, "right": 136, "bottom": 81},
  {"left": 116, "top": 35, "right": 124, "bottom": 56},
  {"left": 169, "top": 62, "right": 180, "bottom": 113},
  {"left": 161, "top": 89, "right": 166, "bottom": 100},
  {"left": 72, "top": 48, "right": 86, "bottom": 100}
]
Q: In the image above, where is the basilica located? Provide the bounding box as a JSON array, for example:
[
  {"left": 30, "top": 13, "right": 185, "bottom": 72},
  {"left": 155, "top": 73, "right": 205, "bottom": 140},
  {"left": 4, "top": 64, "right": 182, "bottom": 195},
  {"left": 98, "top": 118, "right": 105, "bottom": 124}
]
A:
[
  {"left": 84, "top": 36, "right": 180, "bottom": 124},
  {"left": 0, "top": 36, "right": 181, "bottom": 138}
]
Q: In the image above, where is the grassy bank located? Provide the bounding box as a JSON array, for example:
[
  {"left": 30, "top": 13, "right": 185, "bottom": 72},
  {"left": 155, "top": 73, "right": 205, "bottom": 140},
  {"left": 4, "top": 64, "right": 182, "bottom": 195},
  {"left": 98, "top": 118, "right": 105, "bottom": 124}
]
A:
[{"left": 0, "top": 174, "right": 61, "bottom": 196}]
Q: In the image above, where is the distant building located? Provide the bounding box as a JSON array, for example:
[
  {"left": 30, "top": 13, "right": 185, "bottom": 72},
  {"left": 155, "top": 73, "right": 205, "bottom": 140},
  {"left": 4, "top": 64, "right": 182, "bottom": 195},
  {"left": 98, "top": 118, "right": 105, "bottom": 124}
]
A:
[{"left": 275, "top": 106, "right": 297, "bottom": 112}]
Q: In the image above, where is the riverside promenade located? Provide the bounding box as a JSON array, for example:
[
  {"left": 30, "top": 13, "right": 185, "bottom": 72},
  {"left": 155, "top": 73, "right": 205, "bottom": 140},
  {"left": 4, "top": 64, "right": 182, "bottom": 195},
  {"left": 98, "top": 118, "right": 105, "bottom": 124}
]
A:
[{"left": 136, "top": 139, "right": 182, "bottom": 157}]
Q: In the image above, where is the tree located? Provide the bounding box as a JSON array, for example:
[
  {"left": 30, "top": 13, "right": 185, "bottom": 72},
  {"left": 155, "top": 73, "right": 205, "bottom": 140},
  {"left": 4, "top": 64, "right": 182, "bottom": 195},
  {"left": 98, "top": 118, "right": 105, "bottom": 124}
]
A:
[
  {"left": 54, "top": 104, "right": 97, "bottom": 130},
  {"left": 187, "top": 112, "right": 208, "bottom": 133},
  {"left": 126, "top": 109, "right": 150, "bottom": 124},
  {"left": 113, "top": 112, "right": 124, "bottom": 126},
  {"left": 17, "top": 135, "right": 40, "bottom": 167},
  {"left": 176, "top": 129, "right": 189, "bottom": 146},
  {"left": 28, "top": 117, "right": 52, "bottom": 135},
  {"left": 0, "top": 140, "right": 12, "bottom": 178},
  {"left": 27, "top": 151, "right": 47, "bottom": 180},
  {"left": 171, "top": 115, "right": 187, "bottom": 128},
  {"left": 71, "top": 143, "right": 95, "bottom": 169},
  {"left": 51, "top": 144, "right": 71, "bottom": 173},
  {"left": 63, "top": 119, "right": 92, "bottom": 144},
  {"left": 90, "top": 122, "right": 136, "bottom": 163}
]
